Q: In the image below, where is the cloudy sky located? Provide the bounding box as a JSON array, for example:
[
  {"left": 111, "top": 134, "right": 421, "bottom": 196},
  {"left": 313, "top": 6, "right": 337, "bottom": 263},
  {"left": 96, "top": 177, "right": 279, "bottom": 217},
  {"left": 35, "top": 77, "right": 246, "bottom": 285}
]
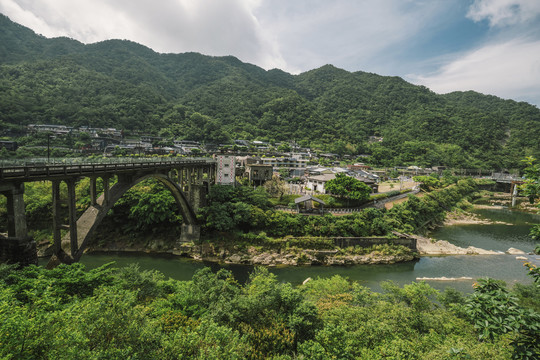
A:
[{"left": 1, "top": 0, "right": 539, "bottom": 106}]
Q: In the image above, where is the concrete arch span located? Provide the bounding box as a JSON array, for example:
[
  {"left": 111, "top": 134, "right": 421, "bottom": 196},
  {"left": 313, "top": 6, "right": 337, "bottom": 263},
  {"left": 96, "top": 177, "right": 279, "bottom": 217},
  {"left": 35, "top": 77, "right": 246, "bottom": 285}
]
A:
[{"left": 49, "top": 172, "right": 199, "bottom": 266}]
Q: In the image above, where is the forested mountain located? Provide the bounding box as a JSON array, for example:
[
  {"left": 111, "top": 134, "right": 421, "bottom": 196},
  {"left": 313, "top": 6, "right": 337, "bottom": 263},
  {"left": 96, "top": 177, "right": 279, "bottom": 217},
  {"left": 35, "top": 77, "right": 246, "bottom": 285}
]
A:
[{"left": 1, "top": 14, "right": 539, "bottom": 169}]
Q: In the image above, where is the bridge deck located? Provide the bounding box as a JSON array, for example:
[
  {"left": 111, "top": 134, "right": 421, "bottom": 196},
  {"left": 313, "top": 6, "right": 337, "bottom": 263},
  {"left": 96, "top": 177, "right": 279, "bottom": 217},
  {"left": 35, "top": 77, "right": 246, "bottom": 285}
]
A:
[{"left": 0, "top": 158, "right": 216, "bottom": 182}]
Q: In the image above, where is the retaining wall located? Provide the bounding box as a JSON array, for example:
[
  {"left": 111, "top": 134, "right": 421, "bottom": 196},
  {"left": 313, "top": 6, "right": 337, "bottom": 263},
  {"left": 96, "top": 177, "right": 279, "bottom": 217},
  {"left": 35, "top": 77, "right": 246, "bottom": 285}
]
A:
[{"left": 331, "top": 236, "right": 417, "bottom": 251}]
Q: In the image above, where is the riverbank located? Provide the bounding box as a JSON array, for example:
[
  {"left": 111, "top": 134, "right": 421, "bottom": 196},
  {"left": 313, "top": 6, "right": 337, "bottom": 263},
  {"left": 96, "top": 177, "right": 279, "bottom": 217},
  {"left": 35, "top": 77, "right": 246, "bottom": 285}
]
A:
[
  {"left": 443, "top": 207, "right": 512, "bottom": 226},
  {"left": 476, "top": 191, "right": 538, "bottom": 213},
  {"left": 413, "top": 234, "right": 501, "bottom": 255},
  {"left": 421, "top": 200, "right": 538, "bottom": 255},
  {"left": 81, "top": 239, "right": 417, "bottom": 266},
  {"left": 178, "top": 242, "right": 417, "bottom": 266},
  {"left": 82, "top": 228, "right": 529, "bottom": 265}
]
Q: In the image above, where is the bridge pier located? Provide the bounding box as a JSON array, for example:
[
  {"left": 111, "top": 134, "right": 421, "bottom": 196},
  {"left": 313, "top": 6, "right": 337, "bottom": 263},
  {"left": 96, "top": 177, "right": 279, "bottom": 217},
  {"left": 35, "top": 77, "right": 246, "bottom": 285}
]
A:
[
  {"left": 0, "top": 183, "right": 37, "bottom": 266},
  {"left": 189, "top": 185, "right": 207, "bottom": 213},
  {"left": 89, "top": 177, "right": 97, "bottom": 206},
  {"left": 4, "top": 183, "right": 28, "bottom": 238},
  {"left": 66, "top": 179, "right": 78, "bottom": 257},
  {"left": 179, "top": 224, "right": 201, "bottom": 244},
  {"left": 52, "top": 180, "right": 62, "bottom": 257},
  {"left": 103, "top": 175, "right": 111, "bottom": 207}
]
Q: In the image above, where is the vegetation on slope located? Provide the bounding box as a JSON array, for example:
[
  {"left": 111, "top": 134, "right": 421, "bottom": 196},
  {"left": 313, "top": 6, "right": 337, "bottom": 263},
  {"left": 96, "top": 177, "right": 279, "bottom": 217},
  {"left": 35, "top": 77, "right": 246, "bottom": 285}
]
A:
[
  {"left": 0, "top": 175, "right": 477, "bottom": 248},
  {"left": 1, "top": 14, "right": 540, "bottom": 168},
  {"left": 0, "top": 262, "right": 538, "bottom": 359},
  {"left": 520, "top": 156, "right": 540, "bottom": 240}
]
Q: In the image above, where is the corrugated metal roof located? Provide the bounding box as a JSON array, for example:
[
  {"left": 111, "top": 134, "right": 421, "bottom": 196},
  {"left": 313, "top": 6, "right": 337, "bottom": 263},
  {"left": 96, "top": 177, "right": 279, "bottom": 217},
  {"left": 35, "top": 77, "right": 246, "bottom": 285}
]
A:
[{"left": 294, "top": 195, "right": 326, "bottom": 205}]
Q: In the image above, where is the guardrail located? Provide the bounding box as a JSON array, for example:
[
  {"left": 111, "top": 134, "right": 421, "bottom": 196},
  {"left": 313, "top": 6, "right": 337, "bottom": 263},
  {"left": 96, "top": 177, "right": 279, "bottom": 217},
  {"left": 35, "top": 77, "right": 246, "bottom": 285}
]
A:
[
  {"left": 0, "top": 156, "right": 214, "bottom": 167},
  {"left": 0, "top": 158, "right": 216, "bottom": 181},
  {"left": 274, "top": 205, "right": 364, "bottom": 213}
]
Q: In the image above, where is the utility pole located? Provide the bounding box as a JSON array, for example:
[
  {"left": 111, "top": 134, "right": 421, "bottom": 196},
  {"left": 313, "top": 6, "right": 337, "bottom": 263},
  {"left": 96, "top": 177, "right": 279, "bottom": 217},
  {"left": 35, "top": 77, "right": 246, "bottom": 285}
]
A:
[{"left": 47, "top": 133, "right": 51, "bottom": 163}]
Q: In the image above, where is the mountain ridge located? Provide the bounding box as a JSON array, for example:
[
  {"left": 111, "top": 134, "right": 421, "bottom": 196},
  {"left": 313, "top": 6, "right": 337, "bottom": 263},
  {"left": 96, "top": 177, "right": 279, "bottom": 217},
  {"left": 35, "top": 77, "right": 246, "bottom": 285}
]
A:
[{"left": 0, "top": 13, "right": 539, "bottom": 169}]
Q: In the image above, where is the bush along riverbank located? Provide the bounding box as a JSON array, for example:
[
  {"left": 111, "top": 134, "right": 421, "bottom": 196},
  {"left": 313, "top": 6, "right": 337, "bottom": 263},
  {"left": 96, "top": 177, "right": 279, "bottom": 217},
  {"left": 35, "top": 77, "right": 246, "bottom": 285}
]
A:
[
  {"left": 1, "top": 262, "right": 538, "bottom": 359},
  {"left": 88, "top": 178, "right": 480, "bottom": 264}
]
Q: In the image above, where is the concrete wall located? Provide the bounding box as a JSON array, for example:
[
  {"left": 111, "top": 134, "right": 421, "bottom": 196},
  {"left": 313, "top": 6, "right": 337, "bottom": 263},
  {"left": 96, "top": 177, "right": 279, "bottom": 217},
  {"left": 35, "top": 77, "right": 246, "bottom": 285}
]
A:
[{"left": 332, "top": 237, "right": 417, "bottom": 251}]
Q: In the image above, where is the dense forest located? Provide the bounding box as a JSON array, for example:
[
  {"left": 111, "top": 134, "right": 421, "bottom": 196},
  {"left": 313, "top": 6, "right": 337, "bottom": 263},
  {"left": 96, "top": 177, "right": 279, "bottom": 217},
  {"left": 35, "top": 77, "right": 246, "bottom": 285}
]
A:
[
  {"left": 1, "top": 14, "right": 540, "bottom": 168},
  {"left": 1, "top": 262, "right": 538, "bottom": 359}
]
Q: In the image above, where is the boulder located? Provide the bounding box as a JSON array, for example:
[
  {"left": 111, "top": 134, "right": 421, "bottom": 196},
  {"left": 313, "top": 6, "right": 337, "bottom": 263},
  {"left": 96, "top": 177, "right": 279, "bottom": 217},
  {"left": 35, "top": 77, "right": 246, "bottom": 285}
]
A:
[{"left": 506, "top": 247, "right": 526, "bottom": 255}]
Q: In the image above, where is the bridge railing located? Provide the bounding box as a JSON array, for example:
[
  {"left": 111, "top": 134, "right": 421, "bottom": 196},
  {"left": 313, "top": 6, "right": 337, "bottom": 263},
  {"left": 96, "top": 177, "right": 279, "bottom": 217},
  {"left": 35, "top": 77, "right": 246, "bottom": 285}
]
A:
[
  {"left": 0, "top": 156, "right": 213, "bottom": 167},
  {"left": 0, "top": 157, "right": 216, "bottom": 181}
]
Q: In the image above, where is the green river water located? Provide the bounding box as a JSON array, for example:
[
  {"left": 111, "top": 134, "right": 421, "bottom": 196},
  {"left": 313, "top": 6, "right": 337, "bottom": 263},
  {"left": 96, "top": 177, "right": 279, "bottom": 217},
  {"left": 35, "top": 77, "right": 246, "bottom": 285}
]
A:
[{"left": 77, "top": 207, "right": 540, "bottom": 293}]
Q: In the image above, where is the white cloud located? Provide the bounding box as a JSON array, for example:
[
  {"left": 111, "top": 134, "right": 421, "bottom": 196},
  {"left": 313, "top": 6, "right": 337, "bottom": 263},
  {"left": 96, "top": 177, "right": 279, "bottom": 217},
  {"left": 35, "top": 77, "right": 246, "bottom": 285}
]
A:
[
  {"left": 0, "top": 0, "right": 453, "bottom": 74},
  {"left": 467, "top": 0, "right": 540, "bottom": 27},
  {"left": 253, "top": 0, "right": 454, "bottom": 74},
  {"left": 0, "top": 0, "right": 287, "bottom": 69},
  {"left": 1, "top": 0, "right": 539, "bottom": 106},
  {"left": 408, "top": 39, "right": 540, "bottom": 105}
]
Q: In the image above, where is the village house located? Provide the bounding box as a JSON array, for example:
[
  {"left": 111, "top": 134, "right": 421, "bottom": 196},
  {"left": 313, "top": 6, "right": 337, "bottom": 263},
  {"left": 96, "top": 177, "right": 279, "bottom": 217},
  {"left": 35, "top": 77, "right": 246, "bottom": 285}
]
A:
[
  {"left": 305, "top": 166, "right": 379, "bottom": 194},
  {"left": 27, "top": 124, "right": 73, "bottom": 135},
  {"left": 173, "top": 140, "right": 201, "bottom": 154},
  {"left": 348, "top": 163, "right": 371, "bottom": 171},
  {"left": 305, "top": 173, "right": 335, "bottom": 193},
  {"left": 245, "top": 164, "right": 273, "bottom": 186},
  {"left": 235, "top": 156, "right": 274, "bottom": 185},
  {"left": 260, "top": 156, "right": 309, "bottom": 178}
]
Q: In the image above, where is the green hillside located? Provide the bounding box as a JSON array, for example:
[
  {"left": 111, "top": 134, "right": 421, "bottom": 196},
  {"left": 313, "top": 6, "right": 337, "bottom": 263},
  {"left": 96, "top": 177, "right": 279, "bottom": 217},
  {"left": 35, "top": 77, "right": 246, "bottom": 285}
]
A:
[{"left": 1, "top": 13, "right": 539, "bottom": 169}]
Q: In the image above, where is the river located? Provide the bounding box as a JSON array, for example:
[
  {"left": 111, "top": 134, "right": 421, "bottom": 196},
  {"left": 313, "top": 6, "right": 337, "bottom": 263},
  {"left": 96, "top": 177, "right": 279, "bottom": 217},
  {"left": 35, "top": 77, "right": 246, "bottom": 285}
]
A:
[{"left": 75, "top": 207, "right": 540, "bottom": 293}]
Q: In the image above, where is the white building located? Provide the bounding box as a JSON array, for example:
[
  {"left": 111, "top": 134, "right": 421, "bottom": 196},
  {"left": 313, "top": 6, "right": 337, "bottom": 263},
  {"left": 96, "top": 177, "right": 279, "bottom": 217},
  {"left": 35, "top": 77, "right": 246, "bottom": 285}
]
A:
[
  {"left": 215, "top": 155, "right": 235, "bottom": 185},
  {"left": 27, "top": 124, "right": 73, "bottom": 135},
  {"left": 260, "top": 157, "right": 309, "bottom": 169},
  {"left": 306, "top": 173, "right": 335, "bottom": 193}
]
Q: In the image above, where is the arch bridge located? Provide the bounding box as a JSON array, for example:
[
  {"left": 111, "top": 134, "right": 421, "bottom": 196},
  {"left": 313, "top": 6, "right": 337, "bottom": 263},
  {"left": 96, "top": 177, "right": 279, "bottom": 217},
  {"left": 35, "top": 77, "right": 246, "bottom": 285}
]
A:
[{"left": 0, "top": 158, "right": 216, "bottom": 266}]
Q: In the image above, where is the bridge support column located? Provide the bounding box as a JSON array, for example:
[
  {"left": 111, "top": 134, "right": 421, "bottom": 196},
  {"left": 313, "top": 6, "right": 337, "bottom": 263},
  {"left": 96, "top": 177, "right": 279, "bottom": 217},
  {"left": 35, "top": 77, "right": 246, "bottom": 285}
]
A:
[
  {"left": 198, "top": 167, "right": 203, "bottom": 183},
  {"left": 89, "top": 177, "right": 97, "bottom": 206},
  {"left": 4, "top": 183, "right": 27, "bottom": 238},
  {"left": 189, "top": 167, "right": 194, "bottom": 191},
  {"left": 178, "top": 168, "right": 183, "bottom": 186},
  {"left": 189, "top": 167, "right": 208, "bottom": 212},
  {"left": 511, "top": 181, "right": 520, "bottom": 207},
  {"left": 208, "top": 165, "right": 215, "bottom": 184},
  {"left": 103, "top": 176, "right": 110, "bottom": 206},
  {"left": 66, "top": 179, "right": 78, "bottom": 257},
  {"left": 0, "top": 183, "right": 37, "bottom": 267},
  {"left": 179, "top": 224, "right": 200, "bottom": 244},
  {"left": 189, "top": 185, "right": 202, "bottom": 213},
  {"left": 52, "top": 180, "right": 62, "bottom": 255},
  {"left": 169, "top": 169, "right": 178, "bottom": 183}
]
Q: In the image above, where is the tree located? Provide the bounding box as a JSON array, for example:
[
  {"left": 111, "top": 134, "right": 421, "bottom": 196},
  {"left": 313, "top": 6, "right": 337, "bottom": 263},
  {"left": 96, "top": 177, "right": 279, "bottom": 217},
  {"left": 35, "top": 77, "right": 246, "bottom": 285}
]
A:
[
  {"left": 0, "top": 147, "right": 11, "bottom": 159},
  {"left": 465, "top": 277, "right": 540, "bottom": 358},
  {"left": 277, "top": 143, "right": 291, "bottom": 152},
  {"left": 263, "top": 175, "right": 288, "bottom": 199},
  {"left": 325, "top": 173, "right": 371, "bottom": 205},
  {"left": 413, "top": 175, "right": 441, "bottom": 192},
  {"left": 521, "top": 157, "right": 540, "bottom": 240},
  {"left": 278, "top": 168, "right": 290, "bottom": 179},
  {"left": 198, "top": 185, "right": 271, "bottom": 233},
  {"left": 388, "top": 169, "right": 399, "bottom": 179}
]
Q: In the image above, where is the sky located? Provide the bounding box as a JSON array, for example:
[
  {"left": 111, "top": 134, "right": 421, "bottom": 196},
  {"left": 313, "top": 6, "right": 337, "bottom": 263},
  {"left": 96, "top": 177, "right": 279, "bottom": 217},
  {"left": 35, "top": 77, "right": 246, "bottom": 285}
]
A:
[{"left": 1, "top": 0, "right": 539, "bottom": 107}]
